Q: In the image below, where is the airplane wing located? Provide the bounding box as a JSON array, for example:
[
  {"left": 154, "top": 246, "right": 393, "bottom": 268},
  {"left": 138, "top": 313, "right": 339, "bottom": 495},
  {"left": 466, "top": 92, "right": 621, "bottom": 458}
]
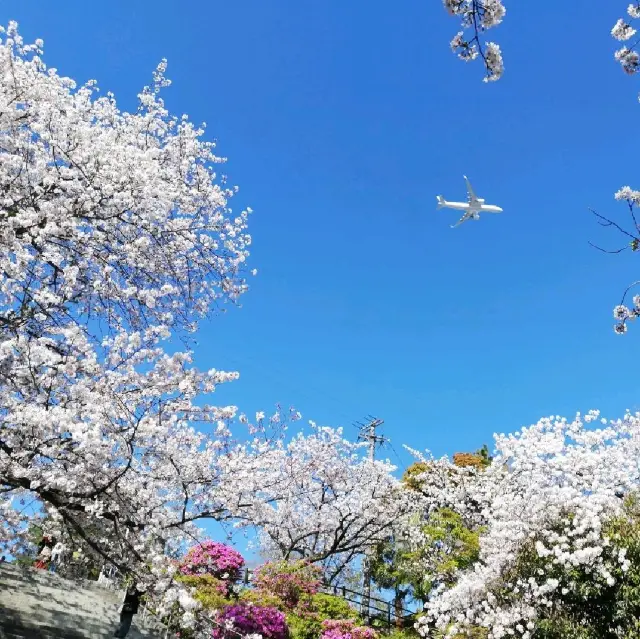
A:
[
  {"left": 464, "top": 175, "right": 479, "bottom": 204},
  {"left": 450, "top": 212, "right": 470, "bottom": 228}
]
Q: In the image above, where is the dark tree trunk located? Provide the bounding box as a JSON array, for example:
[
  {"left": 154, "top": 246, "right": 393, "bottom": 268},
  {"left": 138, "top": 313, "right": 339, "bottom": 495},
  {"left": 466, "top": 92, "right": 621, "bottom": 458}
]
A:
[{"left": 394, "top": 587, "right": 406, "bottom": 629}]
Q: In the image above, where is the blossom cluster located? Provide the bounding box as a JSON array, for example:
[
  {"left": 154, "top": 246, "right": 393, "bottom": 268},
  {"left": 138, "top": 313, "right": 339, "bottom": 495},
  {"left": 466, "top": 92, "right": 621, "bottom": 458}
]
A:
[
  {"left": 179, "top": 541, "right": 245, "bottom": 591},
  {"left": 443, "top": 0, "right": 505, "bottom": 81},
  {"left": 612, "top": 298, "right": 640, "bottom": 334},
  {"left": 612, "top": 4, "right": 640, "bottom": 74},
  {"left": 442, "top": 1, "right": 640, "bottom": 83},
  {"left": 253, "top": 561, "right": 322, "bottom": 608},
  {"left": 320, "top": 619, "right": 377, "bottom": 639},
  {"left": 602, "top": 184, "right": 640, "bottom": 334},
  {"left": 212, "top": 603, "right": 288, "bottom": 639}
]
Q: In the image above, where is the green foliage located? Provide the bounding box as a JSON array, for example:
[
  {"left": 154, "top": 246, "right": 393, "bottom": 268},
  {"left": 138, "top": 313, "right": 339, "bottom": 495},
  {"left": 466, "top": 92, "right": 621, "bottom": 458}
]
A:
[
  {"left": 401, "top": 463, "right": 430, "bottom": 491},
  {"left": 28, "top": 523, "right": 44, "bottom": 547},
  {"left": 474, "top": 444, "right": 493, "bottom": 467},
  {"left": 379, "top": 452, "right": 488, "bottom": 633},
  {"left": 12, "top": 523, "right": 43, "bottom": 566},
  {"left": 452, "top": 627, "right": 489, "bottom": 639},
  {"left": 422, "top": 508, "right": 482, "bottom": 588},
  {"left": 533, "top": 616, "right": 600, "bottom": 639},
  {"left": 430, "top": 627, "right": 488, "bottom": 639},
  {"left": 370, "top": 507, "right": 481, "bottom": 607},
  {"left": 370, "top": 538, "right": 409, "bottom": 591},
  {"left": 240, "top": 588, "right": 287, "bottom": 611},
  {"left": 384, "top": 631, "right": 421, "bottom": 639},
  {"left": 370, "top": 534, "right": 421, "bottom": 606},
  {"left": 177, "top": 574, "right": 231, "bottom": 611},
  {"left": 310, "top": 593, "right": 359, "bottom": 622},
  {"left": 286, "top": 612, "right": 323, "bottom": 639},
  {"left": 284, "top": 592, "right": 360, "bottom": 639}
]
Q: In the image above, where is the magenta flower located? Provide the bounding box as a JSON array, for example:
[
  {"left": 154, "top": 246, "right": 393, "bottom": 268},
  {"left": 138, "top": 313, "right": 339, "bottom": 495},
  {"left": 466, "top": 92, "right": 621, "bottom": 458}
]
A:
[
  {"left": 179, "top": 540, "right": 245, "bottom": 588},
  {"left": 253, "top": 560, "right": 322, "bottom": 608},
  {"left": 212, "top": 603, "right": 288, "bottom": 639},
  {"left": 320, "top": 619, "right": 377, "bottom": 639}
]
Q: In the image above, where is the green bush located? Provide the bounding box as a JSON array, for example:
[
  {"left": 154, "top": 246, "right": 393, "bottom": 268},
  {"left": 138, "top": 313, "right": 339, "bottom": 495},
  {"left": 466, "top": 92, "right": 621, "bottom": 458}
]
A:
[
  {"left": 240, "top": 588, "right": 287, "bottom": 611},
  {"left": 283, "top": 592, "right": 361, "bottom": 639},
  {"left": 310, "top": 593, "right": 360, "bottom": 622},
  {"left": 286, "top": 612, "right": 323, "bottom": 639},
  {"left": 176, "top": 574, "right": 231, "bottom": 611},
  {"left": 432, "top": 625, "right": 488, "bottom": 639},
  {"left": 380, "top": 630, "right": 420, "bottom": 639}
]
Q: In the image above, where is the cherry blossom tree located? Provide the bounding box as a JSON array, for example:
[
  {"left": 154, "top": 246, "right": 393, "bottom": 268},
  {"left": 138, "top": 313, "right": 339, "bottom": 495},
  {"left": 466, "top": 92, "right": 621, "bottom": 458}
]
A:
[
  {"left": 409, "top": 410, "right": 640, "bottom": 638},
  {"left": 0, "top": 22, "right": 406, "bottom": 627},
  {"left": 0, "top": 22, "right": 400, "bottom": 615},
  {"left": 247, "top": 425, "right": 408, "bottom": 585},
  {"left": 0, "top": 22, "right": 297, "bottom": 622}
]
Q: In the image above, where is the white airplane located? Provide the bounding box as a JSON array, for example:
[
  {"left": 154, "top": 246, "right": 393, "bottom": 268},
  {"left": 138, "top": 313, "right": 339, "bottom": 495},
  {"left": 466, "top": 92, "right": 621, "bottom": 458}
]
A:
[{"left": 436, "top": 176, "right": 503, "bottom": 228}]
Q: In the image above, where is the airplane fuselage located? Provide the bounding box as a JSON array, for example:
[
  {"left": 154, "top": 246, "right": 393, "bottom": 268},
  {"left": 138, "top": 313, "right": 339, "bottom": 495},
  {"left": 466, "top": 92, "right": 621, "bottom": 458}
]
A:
[
  {"left": 436, "top": 176, "right": 503, "bottom": 228},
  {"left": 440, "top": 200, "right": 503, "bottom": 213}
]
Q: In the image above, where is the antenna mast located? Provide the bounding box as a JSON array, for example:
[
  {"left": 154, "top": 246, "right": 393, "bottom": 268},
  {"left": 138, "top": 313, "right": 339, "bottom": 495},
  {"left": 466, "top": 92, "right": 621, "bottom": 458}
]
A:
[{"left": 354, "top": 416, "right": 386, "bottom": 622}]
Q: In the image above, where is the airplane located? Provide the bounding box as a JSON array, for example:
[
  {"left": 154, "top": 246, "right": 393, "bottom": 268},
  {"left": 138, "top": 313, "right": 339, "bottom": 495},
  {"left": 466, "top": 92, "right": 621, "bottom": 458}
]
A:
[{"left": 436, "top": 176, "right": 503, "bottom": 228}]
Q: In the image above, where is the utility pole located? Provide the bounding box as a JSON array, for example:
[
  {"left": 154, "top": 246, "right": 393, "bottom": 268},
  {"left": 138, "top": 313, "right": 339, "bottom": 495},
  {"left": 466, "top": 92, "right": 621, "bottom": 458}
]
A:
[
  {"left": 356, "top": 415, "right": 385, "bottom": 462},
  {"left": 355, "top": 415, "right": 386, "bottom": 623}
]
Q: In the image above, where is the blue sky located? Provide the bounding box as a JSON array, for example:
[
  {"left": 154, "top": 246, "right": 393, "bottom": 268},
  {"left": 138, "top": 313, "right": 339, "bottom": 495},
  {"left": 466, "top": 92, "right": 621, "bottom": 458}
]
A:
[{"left": 5, "top": 1, "right": 640, "bottom": 477}]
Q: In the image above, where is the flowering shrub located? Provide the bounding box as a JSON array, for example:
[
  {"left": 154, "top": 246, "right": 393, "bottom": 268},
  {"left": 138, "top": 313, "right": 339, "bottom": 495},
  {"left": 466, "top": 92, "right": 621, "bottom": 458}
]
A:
[
  {"left": 212, "top": 603, "right": 288, "bottom": 639},
  {"left": 285, "top": 594, "right": 360, "bottom": 639},
  {"left": 320, "top": 619, "right": 377, "bottom": 639},
  {"left": 240, "top": 589, "right": 286, "bottom": 611},
  {"left": 411, "top": 411, "right": 640, "bottom": 638},
  {"left": 308, "top": 594, "right": 359, "bottom": 623},
  {"left": 177, "top": 575, "right": 231, "bottom": 611},
  {"left": 254, "top": 560, "right": 322, "bottom": 608},
  {"left": 179, "top": 541, "right": 245, "bottom": 592},
  {"left": 472, "top": 493, "right": 640, "bottom": 639}
]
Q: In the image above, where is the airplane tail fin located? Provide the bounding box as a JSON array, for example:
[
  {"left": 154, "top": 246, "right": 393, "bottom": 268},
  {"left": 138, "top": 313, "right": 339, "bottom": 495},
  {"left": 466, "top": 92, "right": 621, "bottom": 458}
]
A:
[{"left": 436, "top": 195, "right": 445, "bottom": 209}]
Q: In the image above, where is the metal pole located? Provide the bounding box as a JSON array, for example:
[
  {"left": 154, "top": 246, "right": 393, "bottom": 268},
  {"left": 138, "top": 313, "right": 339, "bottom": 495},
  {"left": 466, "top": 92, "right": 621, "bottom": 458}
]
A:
[{"left": 359, "top": 418, "right": 383, "bottom": 623}]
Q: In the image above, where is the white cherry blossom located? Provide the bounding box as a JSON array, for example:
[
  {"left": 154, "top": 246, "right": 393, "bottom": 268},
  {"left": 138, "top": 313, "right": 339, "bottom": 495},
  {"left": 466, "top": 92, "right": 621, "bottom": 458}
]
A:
[
  {"left": 411, "top": 410, "right": 640, "bottom": 638},
  {"left": 441, "top": 0, "right": 506, "bottom": 81},
  {"left": 247, "top": 425, "right": 408, "bottom": 584},
  {"left": 0, "top": 22, "right": 306, "bottom": 624}
]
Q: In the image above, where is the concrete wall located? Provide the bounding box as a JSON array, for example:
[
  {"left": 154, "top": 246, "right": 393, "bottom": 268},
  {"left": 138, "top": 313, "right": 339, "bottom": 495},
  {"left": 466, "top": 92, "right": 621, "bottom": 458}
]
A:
[{"left": 0, "top": 562, "right": 163, "bottom": 639}]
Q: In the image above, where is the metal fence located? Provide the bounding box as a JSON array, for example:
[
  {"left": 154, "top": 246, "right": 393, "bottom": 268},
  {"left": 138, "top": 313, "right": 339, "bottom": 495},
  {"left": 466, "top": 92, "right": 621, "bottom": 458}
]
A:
[
  {"left": 321, "top": 583, "right": 415, "bottom": 631},
  {"left": 242, "top": 568, "right": 416, "bottom": 632},
  {"left": 90, "top": 564, "right": 416, "bottom": 636}
]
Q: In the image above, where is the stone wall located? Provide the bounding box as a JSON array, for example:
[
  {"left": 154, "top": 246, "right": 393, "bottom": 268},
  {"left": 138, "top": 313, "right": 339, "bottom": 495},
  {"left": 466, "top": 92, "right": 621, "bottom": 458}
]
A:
[{"left": 0, "top": 562, "right": 162, "bottom": 639}]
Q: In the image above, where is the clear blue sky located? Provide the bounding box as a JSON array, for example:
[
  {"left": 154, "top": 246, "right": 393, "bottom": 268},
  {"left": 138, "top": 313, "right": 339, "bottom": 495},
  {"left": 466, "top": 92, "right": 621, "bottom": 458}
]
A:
[{"left": 6, "top": 1, "right": 640, "bottom": 474}]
